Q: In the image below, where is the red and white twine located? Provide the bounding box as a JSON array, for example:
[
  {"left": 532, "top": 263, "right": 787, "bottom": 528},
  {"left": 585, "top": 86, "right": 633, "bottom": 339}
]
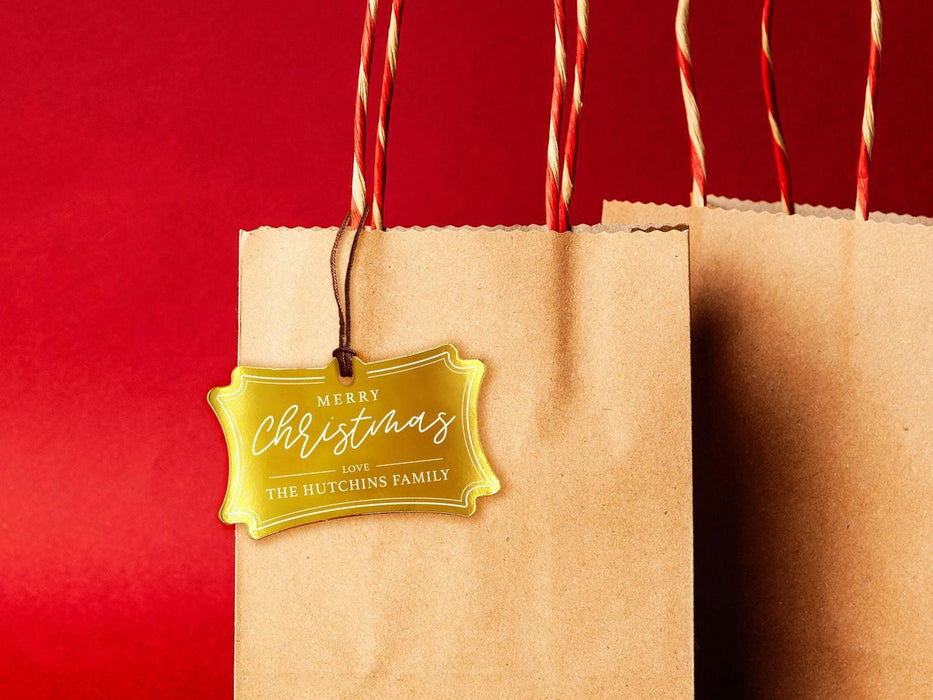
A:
[
  {"left": 761, "top": 0, "right": 794, "bottom": 214},
  {"left": 547, "top": 0, "right": 590, "bottom": 232},
  {"left": 558, "top": 0, "right": 589, "bottom": 232},
  {"left": 856, "top": 0, "right": 882, "bottom": 222},
  {"left": 678, "top": 0, "right": 881, "bottom": 218},
  {"left": 372, "top": 0, "right": 405, "bottom": 230},
  {"left": 675, "top": 0, "right": 706, "bottom": 207},
  {"left": 351, "top": 0, "right": 379, "bottom": 227},
  {"left": 546, "top": 0, "right": 568, "bottom": 232},
  {"left": 349, "top": 0, "right": 406, "bottom": 229}
]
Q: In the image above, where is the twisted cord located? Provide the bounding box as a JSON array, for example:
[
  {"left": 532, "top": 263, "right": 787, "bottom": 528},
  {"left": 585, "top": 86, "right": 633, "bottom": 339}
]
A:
[
  {"left": 856, "top": 0, "right": 882, "bottom": 221},
  {"left": 372, "top": 0, "right": 405, "bottom": 231},
  {"left": 761, "top": 0, "right": 794, "bottom": 214},
  {"left": 351, "top": 0, "right": 379, "bottom": 227},
  {"left": 675, "top": 0, "right": 707, "bottom": 207},
  {"left": 546, "top": 0, "right": 567, "bottom": 231},
  {"left": 558, "top": 0, "right": 589, "bottom": 232}
]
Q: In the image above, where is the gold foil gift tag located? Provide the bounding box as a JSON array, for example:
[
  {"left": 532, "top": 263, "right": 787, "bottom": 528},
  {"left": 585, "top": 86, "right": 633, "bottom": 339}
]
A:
[{"left": 209, "top": 344, "right": 499, "bottom": 538}]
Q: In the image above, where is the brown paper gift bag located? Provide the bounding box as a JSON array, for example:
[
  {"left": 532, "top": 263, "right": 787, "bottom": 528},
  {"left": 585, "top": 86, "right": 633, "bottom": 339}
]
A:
[
  {"left": 234, "top": 224, "right": 694, "bottom": 696},
  {"left": 602, "top": 201, "right": 932, "bottom": 697},
  {"left": 602, "top": 5, "right": 931, "bottom": 695},
  {"left": 227, "top": 4, "right": 694, "bottom": 696}
]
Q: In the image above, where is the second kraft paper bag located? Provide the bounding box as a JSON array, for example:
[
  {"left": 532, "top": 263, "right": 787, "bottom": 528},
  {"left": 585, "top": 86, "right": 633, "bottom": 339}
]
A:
[
  {"left": 599, "top": 1, "right": 932, "bottom": 691},
  {"left": 232, "top": 223, "right": 693, "bottom": 697},
  {"left": 602, "top": 198, "right": 932, "bottom": 697}
]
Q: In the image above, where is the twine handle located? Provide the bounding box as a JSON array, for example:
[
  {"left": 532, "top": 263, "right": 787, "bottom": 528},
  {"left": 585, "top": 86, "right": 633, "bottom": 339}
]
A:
[
  {"left": 547, "top": 0, "right": 591, "bottom": 232},
  {"left": 856, "top": 0, "right": 882, "bottom": 221},
  {"left": 546, "top": 0, "right": 567, "bottom": 232},
  {"left": 351, "top": 0, "right": 379, "bottom": 227},
  {"left": 761, "top": 0, "right": 794, "bottom": 214},
  {"left": 558, "top": 0, "right": 590, "bottom": 232},
  {"left": 680, "top": 0, "right": 883, "bottom": 218},
  {"left": 372, "top": 0, "right": 406, "bottom": 230},
  {"left": 675, "top": 0, "right": 707, "bottom": 208}
]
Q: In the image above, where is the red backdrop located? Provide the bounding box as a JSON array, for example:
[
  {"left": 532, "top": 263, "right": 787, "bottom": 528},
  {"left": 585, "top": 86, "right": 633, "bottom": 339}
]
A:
[{"left": 1, "top": 1, "right": 930, "bottom": 697}]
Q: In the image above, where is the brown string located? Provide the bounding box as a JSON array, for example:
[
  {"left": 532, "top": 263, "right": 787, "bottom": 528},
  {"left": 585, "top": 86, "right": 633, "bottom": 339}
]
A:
[{"left": 330, "top": 205, "right": 369, "bottom": 378}]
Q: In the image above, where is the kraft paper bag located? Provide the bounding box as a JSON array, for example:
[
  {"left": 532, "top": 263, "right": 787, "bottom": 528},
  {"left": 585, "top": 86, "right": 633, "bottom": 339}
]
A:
[
  {"left": 233, "top": 223, "right": 693, "bottom": 697},
  {"left": 603, "top": 198, "right": 932, "bottom": 697}
]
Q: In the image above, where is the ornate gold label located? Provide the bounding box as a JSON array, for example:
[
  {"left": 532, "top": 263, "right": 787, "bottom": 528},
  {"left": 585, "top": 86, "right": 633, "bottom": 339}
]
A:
[{"left": 208, "top": 345, "right": 499, "bottom": 538}]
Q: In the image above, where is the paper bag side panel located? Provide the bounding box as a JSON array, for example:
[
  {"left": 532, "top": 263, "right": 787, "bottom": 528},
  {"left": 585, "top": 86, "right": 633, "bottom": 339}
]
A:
[{"left": 234, "top": 226, "right": 694, "bottom": 698}]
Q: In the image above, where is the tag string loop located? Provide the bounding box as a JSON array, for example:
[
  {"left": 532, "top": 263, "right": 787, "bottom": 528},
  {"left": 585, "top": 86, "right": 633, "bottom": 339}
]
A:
[{"left": 331, "top": 204, "right": 370, "bottom": 378}]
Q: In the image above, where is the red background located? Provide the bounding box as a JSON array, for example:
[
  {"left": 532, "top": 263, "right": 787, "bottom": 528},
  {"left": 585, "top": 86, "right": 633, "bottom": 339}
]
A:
[{"left": 1, "top": 1, "right": 930, "bottom": 697}]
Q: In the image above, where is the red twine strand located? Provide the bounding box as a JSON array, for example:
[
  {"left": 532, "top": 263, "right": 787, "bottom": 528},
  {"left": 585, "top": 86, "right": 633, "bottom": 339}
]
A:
[
  {"left": 351, "top": 0, "right": 379, "bottom": 227},
  {"left": 546, "top": 0, "right": 567, "bottom": 232},
  {"left": 372, "top": 0, "right": 405, "bottom": 231},
  {"left": 856, "top": 0, "right": 882, "bottom": 221},
  {"left": 547, "top": 0, "right": 589, "bottom": 232},
  {"left": 761, "top": 0, "right": 794, "bottom": 214},
  {"left": 558, "top": 0, "right": 590, "bottom": 232},
  {"left": 675, "top": 0, "right": 707, "bottom": 207}
]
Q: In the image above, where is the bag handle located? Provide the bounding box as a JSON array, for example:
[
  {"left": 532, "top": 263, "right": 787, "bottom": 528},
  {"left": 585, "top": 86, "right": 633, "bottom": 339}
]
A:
[
  {"left": 352, "top": 1, "right": 590, "bottom": 231},
  {"left": 349, "top": 0, "right": 405, "bottom": 231},
  {"left": 762, "top": 0, "right": 882, "bottom": 219},
  {"left": 676, "top": 0, "right": 883, "bottom": 220},
  {"left": 854, "top": 0, "right": 882, "bottom": 221},
  {"left": 372, "top": 0, "right": 405, "bottom": 230},
  {"left": 675, "top": 0, "right": 706, "bottom": 209},
  {"left": 761, "top": 0, "right": 793, "bottom": 214},
  {"left": 547, "top": 0, "right": 590, "bottom": 232}
]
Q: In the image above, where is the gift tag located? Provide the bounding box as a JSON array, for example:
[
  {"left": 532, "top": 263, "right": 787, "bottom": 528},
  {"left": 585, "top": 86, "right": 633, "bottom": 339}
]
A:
[{"left": 209, "top": 344, "right": 499, "bottom": 538}]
